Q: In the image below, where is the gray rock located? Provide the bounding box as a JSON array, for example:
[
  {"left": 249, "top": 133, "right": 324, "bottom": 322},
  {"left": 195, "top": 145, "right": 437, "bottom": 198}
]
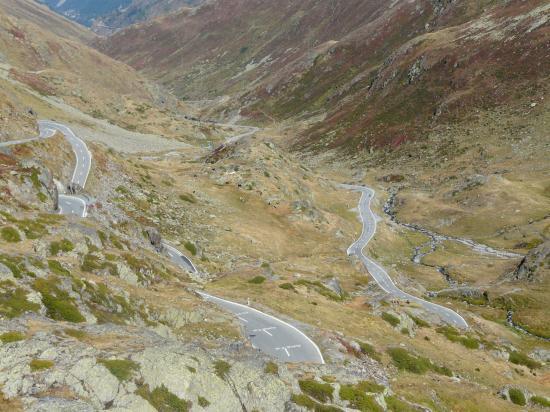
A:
[{"left": 325, "top": 277, "right": 343, "bottom": 297}]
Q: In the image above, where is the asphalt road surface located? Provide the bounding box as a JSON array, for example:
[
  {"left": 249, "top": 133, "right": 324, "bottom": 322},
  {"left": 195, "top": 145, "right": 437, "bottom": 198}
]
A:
[
  {"left": 197, "top": 291, "right": 325, "bottom": 364},
  {"left": 342, "top": 184, "right": 469, "bottom": 329},
  {"left": 162, "top": 242, "right": 198, "bottom": 273},
  {"left": 37, "top": 121, "right": 92, "bottom": 218}
]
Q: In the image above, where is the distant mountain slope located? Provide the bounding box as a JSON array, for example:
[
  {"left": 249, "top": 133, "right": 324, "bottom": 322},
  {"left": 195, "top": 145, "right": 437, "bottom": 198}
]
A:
[
  {"left": 98, "top": 0, "right": 550, "bottom": 151},
  {"left": 2, "top": 0, "right": 94, "bottom": 42},
  {"left": 36, "top": 0, "right": 202, "bottom": 33}
]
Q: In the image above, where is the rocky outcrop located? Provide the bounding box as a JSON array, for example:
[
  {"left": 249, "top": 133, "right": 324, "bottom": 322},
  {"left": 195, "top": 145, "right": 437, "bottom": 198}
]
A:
[
  {"left": 144, "top": 227, "right": 163, "bottom": 252},
  {"left": 508, "top": 241, "right": 549, "bottom": 282}
]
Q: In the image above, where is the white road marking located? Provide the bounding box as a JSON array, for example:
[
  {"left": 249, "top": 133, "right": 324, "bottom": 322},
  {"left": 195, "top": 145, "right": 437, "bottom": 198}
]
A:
[{"left": 252, "top": 327, "right": 276, "bottom": 336}]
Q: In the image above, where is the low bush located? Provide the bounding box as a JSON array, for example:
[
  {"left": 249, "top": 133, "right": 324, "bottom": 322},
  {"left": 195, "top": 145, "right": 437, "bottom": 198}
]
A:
[
  {"left": 137, "top": 384, "right": 191, "bottom": 412},
  {"left": 531, "top": 396, "right": 550, "bottom": 408},
  {"left": 279, "top": 282, "right": 295, "bottom": 291},
  {"left": 1, "top": 227, "right": 21, "bottom": 242},
  {"left": 30, "top": 359, "right": 54, "bottom": 372},
  {"left": 248, "top": 276, "right": 266, "bottom": 284},
  {"left": 298, "top": 379, "right": 333, "bottom": 403},
  {"left": 356, "top": 381, "right": 385, "bottom": 394},
  {"left": 214, "top": 360, "right": 231, "bottom": 380},
  {"left": 509, "top": 351, "right": 541, "bottom": 369},
  {"left": 197, "top": 396, "right": 210, "bottom": 408},
  {"left": 49, "top": 239, "right": 74, "bottom": 255},
  {"left": 99, "top": 358, "right": 139, "bottom": 381},
  {"left": 264, "top": 361, "right": 279, "bottom": 375},
  {"left": 33, "top": 278, "right": 85, "bottom": 323},
  {"left": 0, "top": 287, "right": 40, "bottom": 318},
  {"left": 0, "top": 331, "right": 25, "bottom": 343},
  {"left": 409, "top": 314, "right": 430, "bottom": 328},
  {"left": 508, "top": 388, "right": 526, "bottom": 406},
  {"left": 179, "top": 193, "right": 197, "bottom": 204},
  {"left": 339, "top": 384, "right": 382, "bottom": 412},
  {"left": 184, "top": 241, "right": 197, "bottom": 256},
  {"left": 291, "top": 393, "right": 343, "bottom": 412},
  {"left": 382, "top": 312, "right": 400, "bottom": 327},
  {"left": 385, "top": 396, "right": 417, "bottom": 412},
  {"left": 48, "top": 260, "right": 70, "bottom": 277},
  {"left": 436, "top": 326, "right": 480, "bottom": 350},
  {"left": 387, "top": 348, "right": 452, "bottom": 376}
]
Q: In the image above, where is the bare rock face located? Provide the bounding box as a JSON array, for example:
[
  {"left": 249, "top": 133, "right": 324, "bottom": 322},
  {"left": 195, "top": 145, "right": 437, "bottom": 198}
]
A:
[
  {"left": 510, "top": 241, "right": 549, "bottom": 282},
  {"left": 144, "top": 227, "right": 163, "bottom": 252}
]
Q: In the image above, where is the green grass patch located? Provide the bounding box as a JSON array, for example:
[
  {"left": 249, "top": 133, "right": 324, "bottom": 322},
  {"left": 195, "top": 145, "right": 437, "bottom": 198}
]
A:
[
  {"left": 387, "top": 347, "right": 452, "bottom": 376},
  {"left": 290, "top": 393, "right": 343, "bottom": 412},
  {"left": 264, "top": 361, "right": 278, "bottom": 375},
  {"left": 30, "top": 359, "right": 54, "bottom": 372},
  {"left": 508, "top": 388, "right": 526, "bottom": 406},
  {"left": 385, "top": 396, "right": 417, "bottom": 412},
  {"left": 33, "top": 277, "right": 85, "bottom": 323},
  {"left": 1, "top": 227, "right": 21, "bottom": 242},
  {"left": 64, "top": 328, "right": 87, "bottom": 340},
  {"left": 381, "top": 312, "right": 400, "bottom": 327},
  {"left": 179, "top": 193, "right": 197, "bottom": 204},
  {"left": 409, "top": 314, "right": 430, "bottom": 328},
  {"left": 0, "top": 287, "right": 40, "bottom": 318},
  {"left": 279, "top": 282, "right": 295, "bottom": 291},
  {"left": 298, "top": 379, "right": 333, "bottom": 403},
  {"left": 436, "top": 326, "right": 479, "bottom": 349},
  {"left": 49, "top": 239, "right": 74, "bottom": 255},
  {"left": 508, "top": 351, "right": 541, "bottom": 369},
  {"left": 248, "top": 276, "right": 266, "bottom": 284},
  {"left": 137, "top": 384, "right": 191, "bottom": 412},
  {"left": 184, "top": 241, "right": 197, "bottom": 256},
  {"left": 37, "top": 192, "right": 48, "bottom": 203},
  {"left": 0, "top": 331, "right": 25, "bottom": 343},
  {"left": 294, "top": 279, "right": 344, "bottom": 301},
  {"left": 214, "top": 360, "right": 231, "bottom": 380},
  {"left": 531, "top": 396, "right": 550, "bottom": 408},
  {"left": 48, "top": 260, "right": 70, "bottom": 277},
  {"left": 339, "top": 384, "right": 382, "bottom": 412},
  {"left": 98, "top": 358, "right": 139, "bottom": 382}
]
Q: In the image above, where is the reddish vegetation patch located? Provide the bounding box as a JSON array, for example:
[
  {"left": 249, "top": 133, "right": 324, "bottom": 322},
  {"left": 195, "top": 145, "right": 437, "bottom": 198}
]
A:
[
  {"left": 9, "top": 69, "right": 56, "bottom": 96},
  {"left": 8, "top": 27, "right": 25, "bottom": 41}
]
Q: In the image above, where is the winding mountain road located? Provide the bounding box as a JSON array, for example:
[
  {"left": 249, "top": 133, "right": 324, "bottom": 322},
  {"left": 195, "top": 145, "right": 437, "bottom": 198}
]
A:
[
  {"left": 342, "top": 184, "right": 469, "bottom": 329},
  {"left": 33, "top": 120, "right": 324, "bottom": 363}
]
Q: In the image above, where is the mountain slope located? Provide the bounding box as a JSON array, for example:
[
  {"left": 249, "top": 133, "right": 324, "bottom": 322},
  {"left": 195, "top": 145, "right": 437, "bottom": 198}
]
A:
[
  {"left": 37, "top": 0, "right": 202, "bottom": 33},
  {"left": 98, "top": 0, "right": 550, "bottom": 151}
]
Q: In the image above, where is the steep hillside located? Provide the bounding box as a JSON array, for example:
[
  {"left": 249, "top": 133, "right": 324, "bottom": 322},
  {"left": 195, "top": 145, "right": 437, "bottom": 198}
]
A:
[{"left": 99, "top": 0, "right": 550, "bottom": 150}]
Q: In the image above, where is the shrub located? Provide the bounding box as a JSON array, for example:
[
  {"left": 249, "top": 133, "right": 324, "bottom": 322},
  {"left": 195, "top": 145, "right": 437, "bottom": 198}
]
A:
[
  {"left": 532, "top": 396, "right": 550, "bottom": 408},
  {"left": 264, "top": 361, "right": 278, "bottom": 375},
  {"left": 248, "top": 276, "right": 266, "bottom": 284},
  {"left": 509, "top": 388, "right": 526, "bottom": 406},
  {"left": 436, "top": 326, "right": 480, "bottom": 350},
  {"left": 48, "top": 260, "right": 70, "bottom": 277},
  {"left": 214, "top": 360, "right": 231, "bottom": 380},
  {"left": 339, "top": 384, "right": 382, "bottom": 412},
  {"left": 279, "top": 282, "right": 295, "bottom": 291},
  {"left": 64, "top": 328, "right": 87, "bottom": 340},
  {"left": 387, "top": 348, "right": 451, "bottom": 376},
  {"left": 409, "top": 314, "right": 430, "bottom": 328},
  {"left": 186, "top": 366, "right": 196, "bottom": 373},
  {"left": 1, "top": 227, "right": 21, "bottom": 242},
  {"left": 49, "top": 239, "right": 74, "bottom": 255},
  {"left": 382, "top": 312, "right": 400, "bottom": 327},
  {"left": 137, "top": 384, "right": 191, "bottom": 412},
  {"left": 30, "top": 359, "right": 54, "bottom": 371},
  {"left": 0, "top": 331, "right": 25, "bottom": 343},
  {"left": 291, "top": 393, "right": 343, "bottom": 412},
  {"left": 0, "top": 287, "right": 40, "bottom": 318},
  {"left": 509, "top": 351, "right": 541, "bottom": 369},
  {"left": 99, "top": 358, "right": 139, "bottom": 382},
  {"left": 298, "top": 379, "right": 333, "bottom": 403},
  {"left": 33, "top": 278, "right": 85, "bottom": 323},
  {"left": 184, "top": 241, "right": 197, "bottom": 256},
  {"left": 198, "top": 396, "right": 210, "bottom": 408}
]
